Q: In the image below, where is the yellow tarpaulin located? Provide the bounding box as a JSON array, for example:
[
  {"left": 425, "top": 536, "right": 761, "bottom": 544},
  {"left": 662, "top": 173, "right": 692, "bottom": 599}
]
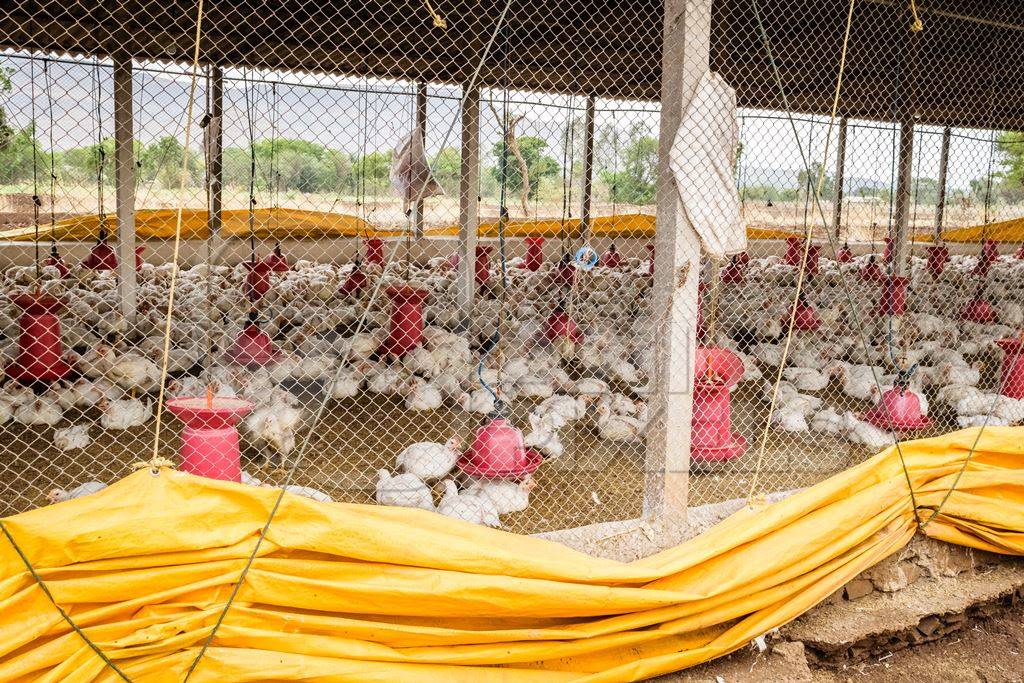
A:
[
  {"left": 0, "top": 210, "right": 803, "bottom": 243},
  {"left": 1, "top": 426, "right": 1022, "bottom": 681},
  {"left": 917, "top": 215, "right": 1024, "bottom": 243}
]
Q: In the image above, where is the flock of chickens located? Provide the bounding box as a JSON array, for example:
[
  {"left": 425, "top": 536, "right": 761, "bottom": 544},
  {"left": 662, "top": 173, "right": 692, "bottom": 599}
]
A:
[{"left": 10, "top": 238, "right": 1024, "bottom": 526}]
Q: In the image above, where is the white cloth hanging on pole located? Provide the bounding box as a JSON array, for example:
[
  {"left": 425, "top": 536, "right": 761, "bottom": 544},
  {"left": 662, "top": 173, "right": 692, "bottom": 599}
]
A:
[
  {"left": 390, "top": 126, "right": 443, "bottom": 213},
  {"left": 668, "top": 70, "right": 744, "bottom": 257}
]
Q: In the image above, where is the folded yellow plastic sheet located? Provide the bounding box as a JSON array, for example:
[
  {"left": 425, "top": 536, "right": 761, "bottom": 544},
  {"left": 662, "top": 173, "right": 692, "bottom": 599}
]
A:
[{"left": 1, "top": 427, "right": 1023, "bottom": 682}]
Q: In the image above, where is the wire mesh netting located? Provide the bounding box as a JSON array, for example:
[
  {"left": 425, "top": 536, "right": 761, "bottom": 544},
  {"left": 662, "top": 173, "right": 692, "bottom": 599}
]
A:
[{"left": 0, "top": 0, "right": 1022, "bottom": 543}]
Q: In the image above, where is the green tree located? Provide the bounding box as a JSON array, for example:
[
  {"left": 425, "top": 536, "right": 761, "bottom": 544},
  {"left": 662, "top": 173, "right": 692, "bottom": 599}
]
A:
[
  {"left": 796, "top": 162, "right": 835, "bottom": 200},
  {"left": 489, "top": 135, "right": 559, "bottom": 201},
  {"left": 0, "top": 124, "right": 45, "bottom": 185},
  {"left": 432, "top": 146, "right": 461, "bottom": 196},
  {"left": 58, "top": 137, "right": 115, "bottom": 185},
  {"left": 139, "top": 135, "right": 202, "bottom": 188},
  {"left": 0, "top": 66, "right": 14, "bottom": 152},
  {"left": 354, "top": 150, "right": 393, "bottom": 196}
]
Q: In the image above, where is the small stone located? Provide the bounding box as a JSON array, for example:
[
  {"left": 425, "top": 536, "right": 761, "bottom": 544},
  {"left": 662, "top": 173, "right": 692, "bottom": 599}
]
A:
[
  {"left": 771, "top": 640, "right": 807, "bottom": 666},
  {"left": 844, "top": 578, "right": 875, "bottom": 601},
  {"left": 917, "top": 615, "right": 942, "bottom": 636}
]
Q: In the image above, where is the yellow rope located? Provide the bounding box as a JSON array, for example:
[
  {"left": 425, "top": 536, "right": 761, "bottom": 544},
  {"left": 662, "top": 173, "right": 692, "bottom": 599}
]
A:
[
  {"left": 150, "top": 0, "right": 206, "bottom": 463},
  {"left": 423, "top": 0, "right": 448, "bottom": 29},
  {"left": 746, "top": 0, "right": 856, "bottom": 503},
  {"left": 909, "top": 0, "right": 924, "bottom": 33}
]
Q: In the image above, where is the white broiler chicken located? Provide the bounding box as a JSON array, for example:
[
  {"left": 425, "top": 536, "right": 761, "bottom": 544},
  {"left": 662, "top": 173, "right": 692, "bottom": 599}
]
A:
[
  {"left": 841, "top": 411, "right": 894, "bottom": 451},
  {"left": 436, "top": 480, "right": 500, "bottom": 527},
  {"left": 46, "top": 481, "right": 107, "bottom": 504},
  {"left": 594, "top": 404, "right": 645, "bottom": 442},
  {"left": 465, "top": 476, "right": 535, "bottom": 515},
  {"left": 783, "top": 366, "right": 831, "bottom": 393},
  {"left": 395, "top": 436, "right": 461, "bottom": 481},
  {"left": 14, "top": 397, "right": 63, "bottom": 427},
  {"left": 107, "top": 353, "right": 162, "bottom": 393},
  {"left": 99, "top": 397, "right": 153, "bottom": 430},
  {"left": 375, "top": 469, "right": 435, "bottom": 510},
  {"left": 403, "top": 377, "right": 444, "bottom": 411},
  {"left": 523, "top": 411, "right": 564, "bottom": 459},
  {"left": 54, "top": 424, "right": 92, "bottom": 451},
  {"left": 243, "top": 403, "right": 306, "bottom": 468}
]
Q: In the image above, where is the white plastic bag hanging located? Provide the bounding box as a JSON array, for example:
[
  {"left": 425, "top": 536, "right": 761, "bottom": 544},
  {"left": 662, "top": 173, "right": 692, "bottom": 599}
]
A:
[
  {"left": 390, "top": 126, "right": 443, "bottom": 213},
  {"left": 669, "top": 70, "right": 744, "bottom": 257}
]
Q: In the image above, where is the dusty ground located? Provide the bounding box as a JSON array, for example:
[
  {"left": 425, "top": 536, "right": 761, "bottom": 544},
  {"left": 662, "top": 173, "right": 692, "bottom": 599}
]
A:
[{"left": 655, "top": 601, "right": 1024, "bottom": 682}]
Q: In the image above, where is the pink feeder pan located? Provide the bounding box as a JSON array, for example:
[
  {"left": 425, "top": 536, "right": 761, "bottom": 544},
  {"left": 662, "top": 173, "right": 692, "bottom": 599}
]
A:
[
  {"left": 225, "top": 313, "right": 281, "bottom": 367},
  {"left": 457, "top": 418, "right": 542, "bottom": 479},
  {"left": 166, "top": 396, "right": 254, "bottom": 482},
  {"left": 379, "top": 286, "right": 428, "bottom": 358},
  {"left": 522, "top": 236, "right": 544, "bottom": 271},
  {"left": 960, "top": 296, "right": 997, "bottom": 323},
  {"left": 691, "top": 347, "right": 747, "bottom": 463},
  {"left": 43, "top": 244, "right": 70, "bottom": 278},
  {"left": 995, "top": 337, "right": 1024, "bottom": 399},
  {"left": 6, "top": 292, "right": 72, "bottom": 383},
  {"left": 863, "top": 386, "right": 931, "bottom": 431},
  {"left": 264, "top": 243, "right": 290, "bottom": 272}
]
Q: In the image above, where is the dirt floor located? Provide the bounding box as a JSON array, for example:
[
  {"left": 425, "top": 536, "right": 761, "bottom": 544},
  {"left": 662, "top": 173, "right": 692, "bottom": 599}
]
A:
[{"left": 656, "top": 601, "right": 1024, "bottom": 683}]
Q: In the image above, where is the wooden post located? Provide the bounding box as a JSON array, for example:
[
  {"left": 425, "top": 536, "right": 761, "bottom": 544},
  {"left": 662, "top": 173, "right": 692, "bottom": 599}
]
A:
[
  {"left": 644, "top": 0, "right": 712, "bottom": 523},
  {"left": 208, "top": 66, "right": 224, "bottom": 236},
  {"left": 113, "top": 56, "right": 137, "bottom": 321},
  {"left": 892, "top": 118, "right": 915, "bottom": 276},
  {"left": 580, "top": 95, "right": 596, "bottom": 242},
  {"left": 934, "top": 126, "right": 951, "bottom": 241},
  {"left": 456, "top": 85, "right": 480, "bottom": 328},
  {"left": 413, "top": 82, "right": 428, "bottom": 239},
  {"left": 832, "top": 117, "right": 848, "bottom": 239}
]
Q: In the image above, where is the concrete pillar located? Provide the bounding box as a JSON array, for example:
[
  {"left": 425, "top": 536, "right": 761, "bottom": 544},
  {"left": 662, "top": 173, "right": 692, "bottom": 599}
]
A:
[
  {"left": 892, "top": 118, "right": 915, "bottom": 276},
  {"left": 208, "top": 66, "right": 223, "bottom": 236},
  {"left": 934, "top": 126, "right": 951, "bottom": 241},
  {"left": 457, "top": 84, "right": 480, "bottom": 328},
  {"left": 113, "top": 56, "right": 137, "bottom": 321},
  {"left": 413, "top": 82, "right": 428, "bottom": 239},
  {"left": 644, "top": 0, "right": 712, "bottom": 522},
  {"left": 580, "top": 95, "right": 596, "bottom": 242},
  {"left": 832, "top": 117, "right": 848, "bottom": 239}
]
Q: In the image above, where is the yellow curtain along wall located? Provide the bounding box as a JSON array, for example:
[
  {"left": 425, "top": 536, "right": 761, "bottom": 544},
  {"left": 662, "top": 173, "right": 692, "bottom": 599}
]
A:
[{"left": 1, "top": 426, "right": 1023, "bottom": 681}]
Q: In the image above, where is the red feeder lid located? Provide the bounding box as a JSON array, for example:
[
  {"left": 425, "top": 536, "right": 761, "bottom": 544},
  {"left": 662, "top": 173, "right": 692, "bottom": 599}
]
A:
[
  {"left": 694, "top": 346, "right": 745, "bottom": 389},
  {"left": 43, "top": 244, "right": 71, "bottom": 277},
  {"left": 339, "top": 267, "right": 368, "bottom": 296},
  {"left": 457, "top": 417, "right": 543, "bottom": 479},
  {"left": 264, "top": 243, "right": 290, "bottom": 272},
  {"left": 225, "top": 315, "right": 281, "bottom": 367},
  {"left": 960, "top": 296, "right": 997, "bottom": 323},
  {"left": 166, "top": 396, "right": 254, "bottom": 429},
  {"left": 785, "top": 299, "right": 821, "bottom": 331},
  {"left": 837, "top": 243, "right": 854, "bottom": 263},
  {"left": 864, "top": 386, "right": 931, "bottom": 431},
  {"left": 82, "top": 242, "right": 119, "bottom": 271},
  {"left": 543, "top": 307, "right": 584, "bottom": 345},
  {"left": 860, "top": 259, "right": 885, "bottom": 282}
]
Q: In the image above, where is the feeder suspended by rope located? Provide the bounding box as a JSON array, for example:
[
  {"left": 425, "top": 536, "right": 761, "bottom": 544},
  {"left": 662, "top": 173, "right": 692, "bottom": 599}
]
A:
[
  {"left": 784, "top": 291, "right": 821, "bottom": 332},
  {"left": 43, "top": 243, "right": 70, "bottom": 278},
  {"left": 543, "top": 302, "right": 584, "bottom": 346},
  {"left": 378, "top": 285, "right": 428, "bottom": 358},
  {"left": 338, "top": 261, "right": 368, "bottom": 297},
  {"left": 860, "top": 255, "right": 885, "bottom": 282},
  {"left": 720, "top": 253, "right": 745, "bottom": 284},
  {"left": 458, "top": 417, "right": 542, "bottom": 479},
  {"left": 554, "top": 252, "right": 576, "bottom": 286},
  {"left": 863, "top": 379, "right": 931, "bottom": 432},
  {"left": 475, "top": 244, "right": 493, "bottom": 289},
  {"left": 6, "top": 291, "right": 73, "bottom": 384},
  {"left": 874, "top": 275, "right": 910, "bottom": 317},
  {"left": 81, "top": 226, "right": 119, "bottom": 270},
  {"left": 165, "top": 395, "right": 254, "bottom": 482},
  {"left": 243, "top": 258, "right": 273, "bottom": 301},
  {"left": 573, "top": 245, "right": 599, "bottom": 271},
  {"left": 135, "top": 245, "right": 146, "bottom": 272},
  {"left": 882, "top": 237, "right": 895, "bottom": 263},
  {"left": 804, "top": 243, "right": 821, "bottom": 277},
  {"left": 600, "top": 242, "right": 622, "bottom": 269},
  {"left": 646, "top": 243, "right": 655, "bottom": 277},
  {"left": 995, "top": 336, "right": 1024, "bottom": 399},
  {"left": 264, "top": 242, "right": 290, "bottom": 272},
  {"left": 960, "top": 286, "right": 998, "bottom": 323},
  {"left": 784, "top": 236, "right": 803, "bottom": 266},
  {"left": 690, "top": 346, "right": 748, "bottom": 463},
  {"left": 225, "top": 310, "right": 281, "bottom": 367},
  {"left": 926, "top": 242, "right": 950, "bottom": 277},
  {"left": 365, "top": 237, "right": 385, "bottom": 266},
  {"left": 973, "top": 239, "right": 999, "bottom": 277},
  {"left": 837, "top": 242, "right": 854, "bottom": 263},
  {"left": 521, "top": 236, "right": 544, "bottom": 271}
]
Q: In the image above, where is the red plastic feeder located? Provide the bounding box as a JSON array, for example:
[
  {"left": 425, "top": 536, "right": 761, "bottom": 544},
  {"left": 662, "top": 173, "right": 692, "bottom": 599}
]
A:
[
  {"left": 983, "top": 238, "right": 1000, "bottom": 264},
  {"left": 225, "top": 312, "right": 281, "bottom": 367},
  {"left": 445, "top": 251, "right": 460, "bottom": 270},
  {"left": 874, "top": 275, "right": 909, "bottom": 316},
  {"left": 135, "top": 246, "right": 145, "bottom": 272},
  {"left": 365, "top": 237, "right": 385, "bottom": 266},
  {"left": 734, "top": 251, "right": 751, "bottom": 267},
  {"left": 339, "top": 266, "right": 368, "bottom": 297},
  {"left": 784, "top": 236, "right": 803, "bottom": 266},
  {"left": 543, "top": 306, "right": 584, "bottom": 346},
  {"left": 379, "top": 286, "right": 428, "bottom": 358},
  {"left": 81, "top": 229, "right": 119, "bottom": 271},
  {"left": 837, "top": 243, "right": 854, "bottom": 263},
  {"left": 927, "top": 244, "right": 950, "bottom": 277},
  {"left": 243, "top": 259, "right": 273, "bottom": 301},
  {"left": 803, "top": 244, "right": 821, "bottom": 276},
  {"left": 720, "top": 258, "right": 745, "bottom": 284},
  {"left": 974, "top": 244, "right": 997, "bottom": 277},
  {"left": 995, "top": 337, "right": 1024, "bottom": 399},
  {"left": 785, "top": 296, "right": 822, "bottom": 331},
  {"left": 553, "top": 253, "right": 577, "bottom": 286},
  {"left": 646, "top": 244, "right": 655, "bottom": 276},
  {"left": 6, "top": 292, "right": 72, "bottom": 383},
  {"left": 864, "top": 385, "right": 930, "bottom": 431},
  {"left": 522, "top": 236, "right": 544, "bottom": 271},
  {"left": 43, "top": 244, "right": 70, "bottom": 278},
  {"left": 1015, "top": 244, "right": 1024, "bottom": 260},
  {"left": 476, "top": 245, "right": 492, "bottom": 289},
  {"left": 691, "top": 347, "right": 748, "bottom": 463},
  {"left": 600, "top": 243, "right": 623, "bottom": 268},
  {"left": 457, "top": 417, "right": 542, "bottom": 479},
  {"left": 860, "top": 257, "right": 885, "bottom": 282},
  {"left": 960, "top": 295, "right": 997, "bottom": 323},
  {"left": 264, "top": 243, "right": 290, "bottom": 272},
  {"left": 166, "top": 396, "right": 254, "bottom": 482}
]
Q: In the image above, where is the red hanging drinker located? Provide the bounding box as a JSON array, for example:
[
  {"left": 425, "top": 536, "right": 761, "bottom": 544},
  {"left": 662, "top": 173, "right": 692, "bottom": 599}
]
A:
[
  {"left": 264, "top": 243, "right": 290, "bottom": 272},
  {"left": 458, "top": 417, "right": 542, "bottom": 479},
  {"left": 243, "top": 259, "right": 273, "bottom": 302},
  {"left": 836, "top": 243, "right": 854, "bottom": 263},
  {"left": 863, "top": 383, "right": 931, "bottom": 431},
  {"left": 543, "top": 305, "right": 584, "bottom": 346},
  {"left": 475, "top": 245, "right": 492, "bottom": 289},
  {"left": 365, "top": 237, "right": 385, "bottom": 266},
  {"left": 874, "top": 275, "right": 909, "bottom": 317},
  {"left": 81, "top": 227, "right": 119, "bottom": 271},
  {"left": 225, "top": 311, "right": 282, "bottom": 367},
  {"left": 926, "top": 243, "right": 950, "bottom": 277},
  {"left": 995, "top": 337, "right": 1024, "bottom": 400},
  {"left": 784, "top": 236, "right": 802, "bottom": 266},
  {"left": 43, "top": 243, "right": 70, "bottom": 278},
  {"left": 6, "top": 292, "right": 72, "bottom": 384},
  {"left": 522, "top": 236, "right": 544, "bottom": 271},
  {"left": 379, "top": 286, "right": 428, "bottom": 358},
  {"left": 690, "top": 347, "right": 748, "bottom": 463},
  {"left": 600, "top": 243, "right": 623, "bottom": 268}
]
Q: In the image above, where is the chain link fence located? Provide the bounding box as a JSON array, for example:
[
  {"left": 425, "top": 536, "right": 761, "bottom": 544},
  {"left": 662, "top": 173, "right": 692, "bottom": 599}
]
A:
[{"left": 0, "top": 0, "right": 1022, "bottom": 538}]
